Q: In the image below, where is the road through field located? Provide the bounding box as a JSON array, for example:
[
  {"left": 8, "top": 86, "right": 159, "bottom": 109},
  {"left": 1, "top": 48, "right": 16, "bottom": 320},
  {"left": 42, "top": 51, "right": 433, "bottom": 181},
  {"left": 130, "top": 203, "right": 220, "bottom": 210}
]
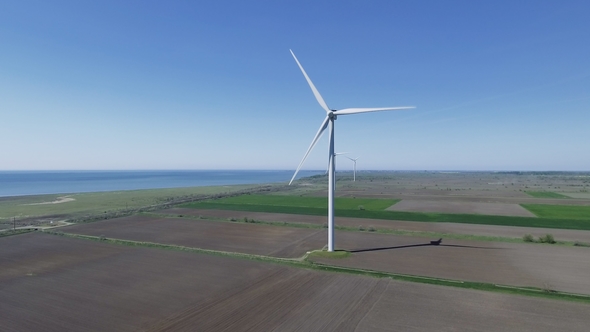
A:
[{"left": 1, "top": 233, "right": 589, "bottom": 331}]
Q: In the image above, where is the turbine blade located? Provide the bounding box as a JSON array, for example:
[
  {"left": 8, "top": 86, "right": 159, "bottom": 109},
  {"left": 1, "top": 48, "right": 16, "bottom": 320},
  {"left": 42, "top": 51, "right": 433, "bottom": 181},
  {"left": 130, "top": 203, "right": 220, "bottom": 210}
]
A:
[
  {"left": 335, "top": 106, "right": 415, "bottom": 115},
  {"left": 345, "top": 156, "right": 354, "bottom": 161},
  {"left": 290, "top": 50, "right": 330, "bottom": 113},
  {"left": 289, "top": 116, "right": 330, "bottom": 185}
]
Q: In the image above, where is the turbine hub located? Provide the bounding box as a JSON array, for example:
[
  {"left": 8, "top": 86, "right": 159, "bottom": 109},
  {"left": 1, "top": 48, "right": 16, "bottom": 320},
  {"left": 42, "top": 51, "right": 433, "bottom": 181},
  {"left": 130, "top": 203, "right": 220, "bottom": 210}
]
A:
[{"left": 328, "top": 111, "right": 337, "bottom": 120}]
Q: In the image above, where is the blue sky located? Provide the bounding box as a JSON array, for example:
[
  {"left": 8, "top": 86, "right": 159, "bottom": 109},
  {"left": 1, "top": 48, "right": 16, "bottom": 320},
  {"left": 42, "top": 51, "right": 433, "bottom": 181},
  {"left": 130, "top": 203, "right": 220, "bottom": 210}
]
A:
[{"left": 1, "top": 1, "right": 589, "bottom": 171}]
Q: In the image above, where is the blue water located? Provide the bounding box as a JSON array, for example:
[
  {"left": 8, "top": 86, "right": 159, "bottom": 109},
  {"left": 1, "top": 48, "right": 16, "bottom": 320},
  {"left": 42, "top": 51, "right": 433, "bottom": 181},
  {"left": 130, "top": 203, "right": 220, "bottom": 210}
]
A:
[{"left": 0, "top": 170, "right": 322, "bottom": 197}]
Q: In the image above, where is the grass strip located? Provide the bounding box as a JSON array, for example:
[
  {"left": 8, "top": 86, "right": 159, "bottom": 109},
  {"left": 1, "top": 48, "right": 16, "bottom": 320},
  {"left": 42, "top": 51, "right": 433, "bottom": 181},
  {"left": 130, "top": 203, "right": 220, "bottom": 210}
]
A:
[
  {"left": 181, "top": 201, "right": 590, "bottom": 230},
  {"left": 195, "top": 195, "right": 399, "bottom": 210},
  {"left": 43, "top": 230, "right": 590, "bottom": 304},
  {"left": 43, "top": 230, "right": 307, "bottom": 266},
  {"left": 0, "top": 229, "right": 34, "bottom": 238},
  {"left": 144, "top": 212, "right": 323, "bottom": 230},
  {"left": 525, "top": 191, "right": 570, "bottom": 199},
  {"left": 521, "top": 204, "right": 590, "bottom": 220},
  {"left": 307, "top": 250, "right": 351, "bottom": 259},
  {"left": 309, "top": 263, "right": 590, "bottom": 303}
]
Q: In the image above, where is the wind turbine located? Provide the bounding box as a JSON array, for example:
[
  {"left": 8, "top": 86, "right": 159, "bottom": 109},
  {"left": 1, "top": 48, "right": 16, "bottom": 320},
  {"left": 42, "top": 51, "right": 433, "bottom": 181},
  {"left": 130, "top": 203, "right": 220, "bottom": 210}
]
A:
[
  {"left": 288, "top": 50, "right": 414, "bottom": 252},
  {"left": 326, "top": 152, "right": 349, "bottom": 175},
  {"left": 346, "top": 156, "right": 359, "bottom": 182},
  {"left": 327, "top": 152, "right": 349, "bottom": 194}
]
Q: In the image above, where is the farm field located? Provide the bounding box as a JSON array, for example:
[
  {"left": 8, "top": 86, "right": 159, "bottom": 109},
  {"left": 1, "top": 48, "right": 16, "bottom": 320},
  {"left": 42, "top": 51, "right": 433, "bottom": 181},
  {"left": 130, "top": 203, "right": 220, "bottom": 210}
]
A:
[
  {"left": 64, "top": 215, "right": 325, "bottom": 258},
  {"left": 344, "top": 192, "right": 590, "bottom": 205},
  {"left": 3, "top": 172, "right": 590, "bottom": 330},
  {"left": 63, "top": 212, "right": 590, "bottom": 295},
  {"left": 386, "top": 199, "right": 536, "bottom": 217},
  {"left": 1, "top": 232, "right": 590, "bottom": 331},
  {"left": 307, "top": 173, "right": 590, "bottom": 208},
  {"left": 310, "top": 231, "right": 590, "bottom": 295},
  {"left": 184, "top": 195, "right": 590, "bottom": 230},
  {"left": 316, "top": 172, "right": 590, "bottom": 199},
  {"left": 564, "top": 192, "right": 590, "bottom": 199},
  {"left": 198, "top": 194, "right": 399, "bottom": 210},
  {"left": 3, "top": 171, "right": 588, "bottom": 231},
  {"left": 526, "top": 191, "right": 571, "bottom": 198},
  {"left": 522, "top": 204, "right": 590, "bottom": 220},
  {"left": 159, "top": 208, "right": 590, "bottom": 243},
  {"left": 0, "top": 184, "right": 264, "bottom": 228}
]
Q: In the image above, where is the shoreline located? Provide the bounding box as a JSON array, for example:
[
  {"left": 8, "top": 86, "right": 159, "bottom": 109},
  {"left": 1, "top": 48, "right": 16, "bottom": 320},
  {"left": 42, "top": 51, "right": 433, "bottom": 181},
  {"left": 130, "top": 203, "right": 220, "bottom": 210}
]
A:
[{"left": 0, "top": 170, "right": 321, "bottom": 198}]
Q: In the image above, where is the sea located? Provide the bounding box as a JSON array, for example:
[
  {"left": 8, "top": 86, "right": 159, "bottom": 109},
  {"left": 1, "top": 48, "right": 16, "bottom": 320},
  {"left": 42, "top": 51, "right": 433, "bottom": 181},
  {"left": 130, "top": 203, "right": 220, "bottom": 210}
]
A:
[{"left": 0, "top": 170, "right": 322, "bottom": 197}]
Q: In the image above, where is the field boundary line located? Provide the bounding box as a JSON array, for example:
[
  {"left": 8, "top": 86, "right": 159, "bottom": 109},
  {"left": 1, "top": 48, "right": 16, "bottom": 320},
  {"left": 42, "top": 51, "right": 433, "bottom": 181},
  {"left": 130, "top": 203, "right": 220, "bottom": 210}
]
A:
[
  {"left": 308, "top": 262, "right": 590, "bottom": 303},
  {"left": 494, "top": 284, "right": 590, "bottom": 299},
  {"left": 42, "top": 230, "right": 307, "bottom": 265},
  {"left": 0, "top": 229, "right": 34, "bottom": 238}
]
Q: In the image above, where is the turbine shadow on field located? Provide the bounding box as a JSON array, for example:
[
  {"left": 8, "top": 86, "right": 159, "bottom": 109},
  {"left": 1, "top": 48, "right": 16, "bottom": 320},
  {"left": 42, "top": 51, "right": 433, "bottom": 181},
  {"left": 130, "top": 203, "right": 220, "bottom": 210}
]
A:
[{"left": 349, "top": 242, "right": 502, "bottom": 253}]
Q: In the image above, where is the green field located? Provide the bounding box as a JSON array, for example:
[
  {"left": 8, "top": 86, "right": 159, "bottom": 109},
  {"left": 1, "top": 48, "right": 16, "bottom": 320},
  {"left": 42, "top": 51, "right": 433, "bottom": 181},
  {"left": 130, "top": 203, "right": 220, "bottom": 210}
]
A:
[
  {"left": 522, "top": 204, "right": 590, "bottom": 220},
  {"left": 207, "top": 195, "right": 398, "bottom": 210},
  {"left": 525, "top": 191, "right": 570, "bottom": 199},
  {"left": 182, "top": 195, "right": 590, "bottom": 230},
  {"left": 0, "top": 185, "right": 260, "bottom": 222}
]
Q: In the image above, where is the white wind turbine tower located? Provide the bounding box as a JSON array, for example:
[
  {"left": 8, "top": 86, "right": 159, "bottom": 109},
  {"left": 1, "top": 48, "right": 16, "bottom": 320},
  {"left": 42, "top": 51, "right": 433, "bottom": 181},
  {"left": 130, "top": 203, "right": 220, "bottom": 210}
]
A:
[
  {"left": 288, "top": 50, "right": 415, "bottom": 252},
  {"left": 346, "top": 156, "right": 359, "bottom": 182}
]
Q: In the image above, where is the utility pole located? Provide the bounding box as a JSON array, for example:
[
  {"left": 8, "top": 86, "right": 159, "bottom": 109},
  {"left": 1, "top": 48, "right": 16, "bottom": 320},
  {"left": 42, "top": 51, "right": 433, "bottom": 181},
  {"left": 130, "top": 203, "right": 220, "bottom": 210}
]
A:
[{"left": 13, "top": 216, "right": 16, "bottom": 230}]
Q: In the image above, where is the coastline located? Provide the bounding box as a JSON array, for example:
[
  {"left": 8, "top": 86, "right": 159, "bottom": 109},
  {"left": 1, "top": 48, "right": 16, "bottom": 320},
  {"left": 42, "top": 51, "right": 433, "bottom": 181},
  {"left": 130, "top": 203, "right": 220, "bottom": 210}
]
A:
[{"left": 0, "top": 170, "right": 322, "bottom": 197}]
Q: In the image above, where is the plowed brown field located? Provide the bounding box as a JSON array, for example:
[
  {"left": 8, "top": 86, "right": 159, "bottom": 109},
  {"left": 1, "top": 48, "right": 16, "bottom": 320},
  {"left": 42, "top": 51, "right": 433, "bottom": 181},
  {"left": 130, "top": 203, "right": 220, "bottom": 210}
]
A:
[
  {"left": 63, "top": 215, "right": 326, "bottom": 258},
  {"left": 311, "top": 231, "right": 590, "bottom": 295},
  {"left": 63, "top": 213, "right": 590, "bottom": 294},
  {"left": 386, "top": 199, "right": 536, "bottom": 217},
  {"left": 1, "top": 233, "right": 589, "bottom": 331}
]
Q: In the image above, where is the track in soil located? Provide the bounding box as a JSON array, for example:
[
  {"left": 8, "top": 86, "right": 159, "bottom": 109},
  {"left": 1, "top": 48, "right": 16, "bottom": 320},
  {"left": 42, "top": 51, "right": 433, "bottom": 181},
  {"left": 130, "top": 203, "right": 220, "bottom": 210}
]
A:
[{"left": 1, "top": 232, "right": 589, "bottom": 332}]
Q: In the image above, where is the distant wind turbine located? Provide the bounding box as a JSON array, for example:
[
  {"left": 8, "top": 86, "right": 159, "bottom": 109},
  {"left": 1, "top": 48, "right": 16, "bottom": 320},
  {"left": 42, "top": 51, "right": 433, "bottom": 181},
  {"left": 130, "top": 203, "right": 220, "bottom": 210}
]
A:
[
  {"left": 288, "top": 50, "right": 415, "bottom": 252},
  {"left": 346, "top": 156, "right": 359, "bottom": 181},
  {"left": 325, "top": 152, "right": 349, "bottom": 175}
]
